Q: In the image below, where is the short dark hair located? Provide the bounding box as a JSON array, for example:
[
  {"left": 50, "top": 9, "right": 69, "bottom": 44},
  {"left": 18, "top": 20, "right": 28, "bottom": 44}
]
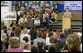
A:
[
  {"left": 23, "top": 36, "right": 29, "bottom": 42},
  {"left": 49, "top": 45, "right": 55, "bottom": 52},
  {"left": 54, "top": 38, "right": 58, "bottom": 43},
  {"left": 81, "top": 36, "right": 82, "bottom": 43},
  {"left": 37, "top": 31, "right": 42, "bottom": 38},
  {"left": 1, "top": 40, "right": 4, "bottom": 51},
  {"left": 49, "top": 32, "right": 53, "bottom": 37},
  {"left": 11, "top": 32, "right": 14, "bottom": 37},
  {"left": 31, "top": 46, "right": 38, "bottom": 52},
  {"left": 53, "top": 29, "right": 57, "bottom": 32},
  {"left": 65, "top": 7, "right": 69, "bottom": 11},
  {"left": 4, "top": 29, "right": 7, "bottom": 33},
  {"left": 68, "top": 29, "right": 72, "bottom": 34},
  {"left": 60, "top": 33, "right": 65, "bottom": 38},
  {"left": 37, "top": 42, "right": 43, "bottom": 49}
]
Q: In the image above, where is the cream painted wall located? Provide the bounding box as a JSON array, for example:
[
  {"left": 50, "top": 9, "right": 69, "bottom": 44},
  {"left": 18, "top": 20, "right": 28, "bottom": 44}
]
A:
[{"left": 1, "top": 1, "right": 12, "bottom": 27}]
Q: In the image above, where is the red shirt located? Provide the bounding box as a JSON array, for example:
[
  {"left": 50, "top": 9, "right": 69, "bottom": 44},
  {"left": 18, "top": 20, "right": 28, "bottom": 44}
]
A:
[{"left": 42, "top": 33, "right": 46, "bottom": 39}]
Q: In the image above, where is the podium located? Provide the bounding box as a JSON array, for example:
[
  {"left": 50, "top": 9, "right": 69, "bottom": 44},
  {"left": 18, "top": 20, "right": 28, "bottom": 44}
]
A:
[{"left": 62, "top": 17, "right": 71, "bottom": 33}]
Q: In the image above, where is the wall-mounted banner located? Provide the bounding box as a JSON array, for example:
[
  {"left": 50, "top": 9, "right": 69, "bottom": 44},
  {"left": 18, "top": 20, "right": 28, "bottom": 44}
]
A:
[{"left": 64, "top": 1, "right": 82, "bottom": 10}]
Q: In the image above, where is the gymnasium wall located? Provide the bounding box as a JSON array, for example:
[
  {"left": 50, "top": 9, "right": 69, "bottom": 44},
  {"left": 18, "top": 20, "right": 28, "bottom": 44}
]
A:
[{"left": 12, "top": 1, "right": 82, "bottom": 20}]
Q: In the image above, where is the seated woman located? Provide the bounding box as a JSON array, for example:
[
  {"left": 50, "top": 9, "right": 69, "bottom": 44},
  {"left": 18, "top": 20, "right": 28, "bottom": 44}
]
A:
[{"left": 34, "top": 16, "right": 40, "bottom": 28}]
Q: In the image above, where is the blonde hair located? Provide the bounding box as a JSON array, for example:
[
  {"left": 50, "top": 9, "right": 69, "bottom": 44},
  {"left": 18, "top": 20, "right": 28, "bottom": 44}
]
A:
[
  {"left": 9, "top": 37, "right": 20, "bottom": 48},
  {"left": 50, "top": 36, "right": 55, "bottom": 43},
  {"left": 66, "top": 33, "right": 81, "bottom": 51},
  {"left": 23, "top": 28, "right": 28, "bottom": 34},
  {"left": 24, "top": 44, "right": 29, "bottom": 49}
]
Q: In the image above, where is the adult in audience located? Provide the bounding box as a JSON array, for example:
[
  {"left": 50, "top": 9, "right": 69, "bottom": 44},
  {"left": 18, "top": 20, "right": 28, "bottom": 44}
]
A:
[
  {"left": 33, "top": 31, "right": 45, "bottom": 47},
  {"left": 30, "top": 27, "right": 37, "bottom": 41},
  {"left": 23, "top": 36, "right": 31, "bottom": 45},
  {"left": 46, "top": 32, "right": 53, "bottom": 46},
  {"left": 42, "top": 30, "right": 47, "bottom": 39},
  {"left": 48, "top": 45, "right": 55, "bottom": 52},
  {"left": 31, "top": 46, "right": 38, "bottom": 52},
  {"left": 49, "top": 36, "right": 55, "bottom": 45},
  {"left": 61, "top": 45, "right": 69, "bottom": 52},
  {"left": 58, "top": 33, "right": 66, "bottom": 50},
  {"left": 7, "top": 27, "right": 12, "bottom": 36},
  {"left": 14, "top": 26, "right": 21, "bottom": 40},
  {"left": 20, "top": 28, "right": 31, "bottom": 43},
  {"left": 66, "top": 33, "right": 81, "bottom": 52},
  {"left": 8, "top": 37, "right": 24, "bottom": 52},
  {"left": 34, "top": 16, "right": 40, "bottom": 28},
  {"left": 42, "top": 12, "right": 48, "bottom": 27},
  {"left": 37, "top": 42, "right": 45, "bottom": 52},
  {"left": 64, "top": 29, "right": 68, "bottom": 39},
  {"left": 54, "top": 41, "right": 61, "bottom": 52},
  {"left": 10, "top": 20, "right": 17, "bottom": 30}
]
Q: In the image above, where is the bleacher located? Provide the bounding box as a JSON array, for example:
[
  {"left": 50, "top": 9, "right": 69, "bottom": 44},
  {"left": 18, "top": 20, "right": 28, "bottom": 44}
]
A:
[{"left": 48, "top": 20, "right": 82, "bottom": 32}]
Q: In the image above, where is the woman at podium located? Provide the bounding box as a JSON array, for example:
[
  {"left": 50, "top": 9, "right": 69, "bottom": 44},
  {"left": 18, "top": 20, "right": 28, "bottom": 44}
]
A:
[
  {"left": 62, "top": 7, "right": 72, "bottom": 33},
  {"left": 62, "top": 7, "right": 72, "bottom": 18}
]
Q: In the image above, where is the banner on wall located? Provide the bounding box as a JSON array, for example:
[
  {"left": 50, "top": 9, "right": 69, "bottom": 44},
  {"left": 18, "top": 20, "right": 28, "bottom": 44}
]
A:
[
  {"left": 1, "top": 1, "right": 10, "bottom": 6},
  {"left": 12, "top": 1, "right": 58, "bottom": 10},
  {"left": 64, "top": 1, "right": 82, "bottom": 10}
]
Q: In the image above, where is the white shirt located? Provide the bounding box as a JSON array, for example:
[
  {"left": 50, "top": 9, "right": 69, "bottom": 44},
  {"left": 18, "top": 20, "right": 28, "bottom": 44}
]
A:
[
  {"left": 20, "top": 33, "right": 31, "bottom": 42},
  {"left": 33, "top": 37, "right": 45, "bottom": 47},
  {"left": 18, "top": 11, "right": 21, "bottom": 16},
  {"left": 34, "top": 20, "right": 40, "bottom": 25},
  {"left": 77, "top": 32, "right": 82, "bottom": 38},
  {"left": 23, "top": 50, "right": 31, "bottom": 52},
  {"left": 46, "top": 37, "right": 50, "bottom": 46},
  {"left": 46, "top": 13, "right": 49, "bottom": 17},
  {"left": 80, "top": 43, "right": 82, "bottom": 52},
  {"left": 18, "top": 18, "right": 21, "bottom": 25}
]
